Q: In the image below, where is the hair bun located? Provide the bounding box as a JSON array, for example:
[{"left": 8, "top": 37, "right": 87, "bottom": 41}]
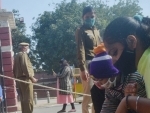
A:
[{"left": 134, "top": 14, "right": 143, "bottom": 22}]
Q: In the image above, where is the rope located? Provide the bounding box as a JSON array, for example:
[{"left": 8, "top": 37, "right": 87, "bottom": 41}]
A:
[
  {"left": 4, "top": 87, "right": 79, "bottom": 91},
  {"left": 0, "top": 74, "right": 91, "bottom": 96}
]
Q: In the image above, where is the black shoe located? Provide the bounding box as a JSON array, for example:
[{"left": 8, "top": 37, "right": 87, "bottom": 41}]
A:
[{"left": 57, "top": 110, "right": 66, "bottom": 113}]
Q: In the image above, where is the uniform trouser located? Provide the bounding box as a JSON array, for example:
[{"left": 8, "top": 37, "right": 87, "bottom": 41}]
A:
[
  {"left": 91, "top": 85, "right": 105, "bottom": 113},
  {"left": 81, "top": 60, "right": 94, "bottom": 113},
  {"left": 17, "top": 79, "right": 33, "bottom": 113}
]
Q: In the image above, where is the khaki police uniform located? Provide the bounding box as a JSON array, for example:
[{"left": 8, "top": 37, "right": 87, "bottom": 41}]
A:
[
  {"left": 75, "top": 25, "right": 102, "bottom": 113},
  {"left": 13, "top": 42, "right": 34, "bottom": 113}
]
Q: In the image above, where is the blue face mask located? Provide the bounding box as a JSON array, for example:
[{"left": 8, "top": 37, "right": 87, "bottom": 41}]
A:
[{"left": 84, "top": 18, "right": 95, "bottom": 27}]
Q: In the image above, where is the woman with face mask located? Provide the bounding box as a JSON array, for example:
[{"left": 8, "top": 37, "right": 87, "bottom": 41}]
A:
[
  {"left": 103, "top": 15, "right": 150, "bottom": 98},
  {"left": 53, "top": 59, "right": 76, "bottom": 113},
  {"left": 75, "top": 6, "right": 104, "bottom": 113},
  {"left": 89, "top": 43, "right": 146, "bottom": 113}
]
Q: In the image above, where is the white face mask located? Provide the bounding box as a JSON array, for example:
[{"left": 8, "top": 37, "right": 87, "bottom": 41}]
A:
[
  {"left": 27, "top": 49, "right": 30, "bottom": 54},
  {"left": 101, "top": 77, "right": 116, "bottom": 89}
]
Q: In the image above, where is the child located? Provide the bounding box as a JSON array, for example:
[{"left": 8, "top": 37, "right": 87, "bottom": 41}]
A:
[{"left": 89, "top": 43, "right": 146, "bottom": 113}]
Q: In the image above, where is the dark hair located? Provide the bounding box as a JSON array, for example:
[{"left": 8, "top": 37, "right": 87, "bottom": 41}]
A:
[
  {"left": 103, "top": 16, "right": 150, "bottom": 49},
  {"left": 59, "top": 58, "right": 69, "bottom": 66},
  {"left": 82, "top": 6, "right": 94, "bottom": 17},
  {"left": 59, "top": 58, "right": 65, "bottom": 64}
]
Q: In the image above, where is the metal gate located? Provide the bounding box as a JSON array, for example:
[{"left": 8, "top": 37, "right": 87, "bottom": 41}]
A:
[{"left": 0, "top": 46, "right": 7, "bottom": 113}]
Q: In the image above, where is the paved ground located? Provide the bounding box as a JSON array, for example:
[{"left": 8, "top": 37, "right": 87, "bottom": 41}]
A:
[
  {"left": 17, "top": 97, "right": 92, "bottom": 113},
  {"left": 17, "top": 103, "right": 83, "bottom": 113}
]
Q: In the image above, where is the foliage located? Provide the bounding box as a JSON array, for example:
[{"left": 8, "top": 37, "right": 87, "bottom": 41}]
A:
[
  {"left": 31, "top": 0, "right": 142, "bottom": 73},
  {"left": 11, "top": 10, "right": 39, "bottom": 70},
  {"left": 11, "top": 9, "right": 31, "bottom": 54}
]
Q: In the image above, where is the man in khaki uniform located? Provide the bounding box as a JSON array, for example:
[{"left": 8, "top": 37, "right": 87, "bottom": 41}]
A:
[
  {"left": 13, "top": 42, "right": 37, "bottom": 113},
  {"left": 75, "top": 6, "right": 104, "bottom": 113}
]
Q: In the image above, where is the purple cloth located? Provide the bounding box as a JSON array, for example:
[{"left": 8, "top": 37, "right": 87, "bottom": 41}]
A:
[{"left": 90, "top": 52, "right": 119, "bottom": 79}]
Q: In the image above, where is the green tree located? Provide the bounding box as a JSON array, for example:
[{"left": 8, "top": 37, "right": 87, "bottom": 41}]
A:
[
  {"left": 31, "top": 0, "right": 142, "bottom": 73},
  {"left": 11, "top": 10, "right": 39, "bottom": 70},
  {"left": 11, "top": 9, "right": 31, "bottom": 55}
]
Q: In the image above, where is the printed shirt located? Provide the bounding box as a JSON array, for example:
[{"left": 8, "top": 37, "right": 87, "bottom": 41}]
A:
[
  {"left": 101, "top": 72, "right": 146, "bottom": 113},
  {"left": 138, "top": 47, "right": 150, "bottom": 98}
]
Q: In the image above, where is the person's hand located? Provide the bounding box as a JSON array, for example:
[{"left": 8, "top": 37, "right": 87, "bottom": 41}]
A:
[
  {"left": 81, "top": 70, "right": 89, "bottom": 81},
  {"left": 124, "top": 83, "right": 137, "bottom": 96},
  {"left": 52, "top": 69, "right": 57, "bottom": 77},
  {"left": 115, "top": 97, "right": 127, "bottom": 113},
  {"left": 31, "top": 77, "right": 38, "bottom": 83}
]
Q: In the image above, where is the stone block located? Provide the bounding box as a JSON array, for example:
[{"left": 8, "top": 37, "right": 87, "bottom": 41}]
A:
[
  {"left": 5, "top": 85, "right": 16, "bottom": 92},
  {"left": 1, "top": 39, "right": 11, "bottom": 46},
  {"left": 7, "top": 106, "right": 18, "bottom": 112},
  {"left": 6, "top": 91, "right": 16, "bottom": 99},
  {"left": 1, "top": 45, "right": 13, "bottom": 52},
  {"left": 1, "top": 52, "right": 12, "bottom": 58},
  {"left": 4, "top": 78, "right": 15, "bottom": 86},
  {"left": 2, "top": 58, "right": 12, "bottom": 65},
  {"left": 0, "top": 33, "right": 10, "bottom": 40},
  {"left": 0, "top": 27, "right": 9, "bottom": 34},
  {"left": 3, "top": 64, "right": 13, "bottom": 71},
  {"left": 3, "top": 71, "right": 14, "bottom": 77},
  {"left": 6, "top": 98, "right": 17, "bottom": 106}
]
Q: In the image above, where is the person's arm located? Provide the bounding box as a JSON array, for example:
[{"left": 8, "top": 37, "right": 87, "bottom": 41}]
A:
[
  {"left": 116, "top": 96, "right": 150, "bottom": 113},
  {"left": 57, "top": 67, "right": 70, "bottom": 78},
  {"left": 75, "top": 28, "right": 89, "bottom": 81},
  {"left": 75, "top": 28, "right": 86, "bottom": 72}
]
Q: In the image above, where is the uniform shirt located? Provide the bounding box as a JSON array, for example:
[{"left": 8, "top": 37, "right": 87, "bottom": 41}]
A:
[
  {"left": 13, "top": 52, "right": 34, "bottom": 79},
  {"left": 75, "top": 25, "right": 102, "bottom": 71},
  {"left": 101, "top": 72, "right": 146, "bottom": 113},
  {"left": 138, "top": 47, "right": 150, "bottom": 98}
]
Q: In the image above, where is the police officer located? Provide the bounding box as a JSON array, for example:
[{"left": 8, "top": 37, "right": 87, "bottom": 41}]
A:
[
  {"left": 75, "top": 6, "right": 105, "bottom": 113},
  {"left": 13, "top": 42, "right": 38, "bottom": 113}
]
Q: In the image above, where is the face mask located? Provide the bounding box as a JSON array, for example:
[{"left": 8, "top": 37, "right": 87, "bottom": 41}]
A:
[
  {"left": 27, "top": 49, "right": 30, "bottom": 54},
  {"left": 114, "top": 48, "right": 136, "bottom": 76},
  {"left": 101, "top": 77, "right": 116, "bottom": 89},
  {"left": 84, "top": 18, "right": 95, "bottom": 27}
]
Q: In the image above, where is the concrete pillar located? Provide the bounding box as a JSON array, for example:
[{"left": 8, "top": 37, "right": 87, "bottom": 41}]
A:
[{"left": 0, "top": 9, "right": 17, "bottom": 113}]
